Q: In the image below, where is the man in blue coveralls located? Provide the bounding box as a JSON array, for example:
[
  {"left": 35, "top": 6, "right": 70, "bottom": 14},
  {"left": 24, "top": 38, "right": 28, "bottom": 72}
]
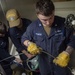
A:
[
  {"left": 21, "top": 0, "right": 75, "bottom": 75},
  {"left": 6, "top": 9, "right": 40, "bottom": 75}
]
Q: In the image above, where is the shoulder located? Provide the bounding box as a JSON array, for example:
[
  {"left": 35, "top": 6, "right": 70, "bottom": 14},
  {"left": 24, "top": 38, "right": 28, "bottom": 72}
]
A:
[
  {"left": 29, "top": 19, "right": 40, "bottom": 27},
  {"left": 53, "top": 16, "right": 65, "bottom": 27},
  {"left": 26, "top": 19, "right": 40, "bottom": 31},
  {"left": 21, "top": 18, "right": 32, "bottom": 24},
  {"left": 8, "top": 27, "right": 17, "bottom": 31},
  {"left": 54, "top": 16, "right": 65, "bottom": 23},
  {"left": 29, "top": 19, "right": 40, "bottom": 28},
  {"left": 21, "top": 18, "right": 32, "bottom": 28},
  {"left": 8, "top": 27, "right": 19, "bottom": 35}
]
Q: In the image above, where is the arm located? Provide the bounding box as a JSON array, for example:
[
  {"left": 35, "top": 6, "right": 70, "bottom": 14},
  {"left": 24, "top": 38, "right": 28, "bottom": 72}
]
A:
[
  {"left": 8, "top": 28, "right": 25, "bottom": 52},
  {"left": 21, "top": 23, "right": 41, "bottom": 55},
  {"left": 65, "top": 29, "right": 75, "bottom": 54},
  {"left": 21, "top": 24, "right": 33, "bottom": 47},
  {"left": 53, "top": 28, "right": 75, "bottom": 67},
  {"left": 65, "top": 46, "right": 74, "bottom": 55},
  {"left": 8, "top": 28, "right": 33, "bottom": 58},
  {"left": 66, "top": 31, "right": 75, "bottom": 54}
]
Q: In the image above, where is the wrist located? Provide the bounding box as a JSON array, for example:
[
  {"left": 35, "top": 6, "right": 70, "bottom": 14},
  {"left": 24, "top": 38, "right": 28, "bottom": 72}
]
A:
[
  {"left": 22, "top": 50, "right": 27, "bottom": 54},
  {"left": 27, "top": 41, "right": 31, "bottom": 46},
  {"left": 24, "top": 40, "right": 30, "bottom": 47},
  {"left": 63, "top": 51, "right": 69, "bottom": 55},
  {"left": 65, "top": 46, "right": 74, "bottom": 55}
]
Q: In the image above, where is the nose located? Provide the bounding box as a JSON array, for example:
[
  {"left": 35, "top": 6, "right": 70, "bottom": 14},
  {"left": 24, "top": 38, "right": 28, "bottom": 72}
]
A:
[{"left": 46, "top": 20, "right": 50, "bottom": 25}]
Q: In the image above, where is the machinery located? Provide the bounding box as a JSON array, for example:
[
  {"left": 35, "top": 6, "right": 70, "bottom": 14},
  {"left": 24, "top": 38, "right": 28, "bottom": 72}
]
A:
[
  {"left": 65, "top": 14, "right": 75, "bottom": 75},
  {"left": 65, "top": 14, "right": 75, "bottom": 29}
]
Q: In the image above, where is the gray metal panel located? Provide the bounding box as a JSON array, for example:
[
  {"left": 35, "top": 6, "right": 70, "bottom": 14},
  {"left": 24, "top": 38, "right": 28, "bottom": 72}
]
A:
[
  {"left": 0, "top": 0, "right": 7, "bottom": 24},
  {"left": 5, "top": 0, "right": 37, "bottom": 21}
]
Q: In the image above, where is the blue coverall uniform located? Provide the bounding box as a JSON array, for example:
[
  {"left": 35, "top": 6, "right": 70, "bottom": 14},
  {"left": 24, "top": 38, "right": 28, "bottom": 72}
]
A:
[
  {"left": 21, "top": 16, "right": 75, "bottom": 75},
  {"left": 8, "top": 18, "right": 32, "bottom": 69},
  {"left": 0, "top": 31, "right": 15, "bottom": 75}
]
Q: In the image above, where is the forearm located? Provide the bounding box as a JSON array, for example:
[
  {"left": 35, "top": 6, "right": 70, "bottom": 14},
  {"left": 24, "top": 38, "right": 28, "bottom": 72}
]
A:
[
  {"left": 22, "top": 49, "right": 29, "bottom": 56},
  {"left": 21, "top": 49, "right": 34, "bottom": 59},
  {"left": 65, "top": 46, "right": 74, "bottom": 55}
]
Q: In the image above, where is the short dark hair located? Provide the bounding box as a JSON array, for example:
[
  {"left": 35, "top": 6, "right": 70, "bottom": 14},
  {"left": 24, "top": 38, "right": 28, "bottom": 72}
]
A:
[{"left": 35, "top": 0, "right": 55, "bottom": 16}]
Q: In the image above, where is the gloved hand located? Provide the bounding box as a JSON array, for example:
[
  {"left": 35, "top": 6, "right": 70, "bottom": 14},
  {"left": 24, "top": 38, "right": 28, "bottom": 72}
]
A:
[
  {"left": 27, "top": 42, "right": 42, "bottom": 55},
  {"left": 53, "top": 51, "right": 70, "bottom": 67}
]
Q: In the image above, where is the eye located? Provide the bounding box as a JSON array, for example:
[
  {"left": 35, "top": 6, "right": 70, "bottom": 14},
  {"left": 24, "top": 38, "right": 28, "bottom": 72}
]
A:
[
  {"left": 41, "top": 19, "right": 47, "bottom": 22},
  {"left": 43, "top": 20, "right": 47, "bottom": 21}
]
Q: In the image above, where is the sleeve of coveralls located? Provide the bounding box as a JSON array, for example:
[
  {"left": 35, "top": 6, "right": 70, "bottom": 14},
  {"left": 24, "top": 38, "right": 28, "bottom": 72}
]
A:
[
  {"left": 67, "top": 28, "right": 75, "bottom": 49},
  {"left": 8, "top": 28, "right": 26, "bottom": 52},
  {"left": 21, "top": 24, "right": 33, "bottom": 45},
  {"left": 68, "top": 34, "right": 75, "bottom": 49}
]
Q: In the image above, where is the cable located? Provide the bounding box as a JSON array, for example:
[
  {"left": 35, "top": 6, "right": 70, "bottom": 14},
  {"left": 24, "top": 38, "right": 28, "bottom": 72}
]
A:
[
  {"left": 42, "top": 50, "right": 55, "bottom": 58},
  {"left": 0, "top": 53, "right": 24, "bottom": 63},
  {"left": 0, "top": 49, "right": 72, "bottom": 73},
  {"left": 26, "top": 50, "right": 56, "bottom": 71},
  {"left": 42, "top": 51, "right": 73, "bottom": 74}
]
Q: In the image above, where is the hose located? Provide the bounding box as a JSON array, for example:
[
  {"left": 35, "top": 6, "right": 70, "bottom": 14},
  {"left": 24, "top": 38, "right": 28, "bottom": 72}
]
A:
[
  {"left": 0, "top": 50, "right": 72, "bottom": 74},
  {"left": 41, "top": 50, "right": 55, "bottom": 58},
  {"left": 0, "top": 53, "right": 24, "bottom": 63}
]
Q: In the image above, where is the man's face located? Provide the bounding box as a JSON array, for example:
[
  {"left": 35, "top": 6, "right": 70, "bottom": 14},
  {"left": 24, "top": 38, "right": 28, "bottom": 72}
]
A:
[{"left": 37, "top": 12, "right": 54, "bottom": 27}]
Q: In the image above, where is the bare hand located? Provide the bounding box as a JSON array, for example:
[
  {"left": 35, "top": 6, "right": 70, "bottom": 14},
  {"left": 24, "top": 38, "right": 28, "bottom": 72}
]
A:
[{"left": 26, "top": 53, "right": 34, "bottom": 59}]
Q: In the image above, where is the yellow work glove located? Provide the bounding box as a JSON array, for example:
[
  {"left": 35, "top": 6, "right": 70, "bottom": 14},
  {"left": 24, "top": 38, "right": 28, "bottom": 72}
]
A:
[
  {"left": 53, "top": 51, "right": 70, "bottom": 67},
  {"left": 27, "top": 42, "right": 41, "bottom": 55}
]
